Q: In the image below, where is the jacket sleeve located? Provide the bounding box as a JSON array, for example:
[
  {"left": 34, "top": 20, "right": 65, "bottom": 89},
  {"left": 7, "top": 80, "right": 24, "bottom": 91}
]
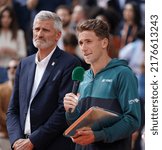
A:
[
  {"left": 65, "top": 106, "right": 81, "bottom": 125},
  {"left": 93, "top": 68, "right": 141, "bottom": 143},
  {"left": 6, "top": 62, "right": 25, "bottom": 146}
]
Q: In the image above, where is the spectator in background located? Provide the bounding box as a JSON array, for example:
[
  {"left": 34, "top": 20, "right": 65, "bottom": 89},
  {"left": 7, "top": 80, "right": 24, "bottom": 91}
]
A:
[
  {"left": 26, "top": 0, "right": 70, "bottom": 13},
  {"left": 1, "top": 1, "right": 32, "bottom": 57},
  {"left": 0, "top": 58, "right": 19, "bottom": 150},
  {"left": 56, "top": 5, "right": 73, "bottom": 49},
  {"left": 12, "top": 0, "right": 31, "bottom": 44},
  {"left": 0, "top": 6, "right": 26, "bottom": 68},
  {"left": 70, "top": 4, "right": 88, "bottom": 31},
  {"left": 63, "top": 32, "right": 90, "bottom": 70},
  {"left": 0, "top": 0, "right": 10, "bottom": 11},
  {"left": 131, "top": 61, "right": 144, "bottom": 150},
  {"left": 91, "top": 7, "right": 120, "bottom": 58},
  {"left": 107, "top": 0, "right": 143, "bottom": 20},
  {"left": 63, "top": 32, "right": 78, "bottom": 55},
  {"left": 76, "top": 0, "right": 97, "bottom": 8},
  {"left": 56, "top": 5, "right": 72, "bottom": 33},
  {"left": 118, "top": 1, "right": 142, "bottom": 48},
  {"left": 1, "top": 0, "right": 30, "bottom": 25},
  {"left": 119, "top": 28, "right": 145, "bottom": 78}
]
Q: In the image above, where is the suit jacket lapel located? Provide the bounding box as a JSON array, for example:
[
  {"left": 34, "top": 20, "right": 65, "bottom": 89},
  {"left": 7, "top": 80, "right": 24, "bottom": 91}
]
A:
[
  {"left": 33, "top": 47, "right": 62, "bottom": 98},
  {"left": 26, "top": 55, "right": 36, "bottom": 102}
]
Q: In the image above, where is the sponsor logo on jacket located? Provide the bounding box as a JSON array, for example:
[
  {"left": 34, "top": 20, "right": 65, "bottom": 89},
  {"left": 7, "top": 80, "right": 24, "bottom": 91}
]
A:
[
  {"left": 101, "top": 79, "right": 113, "bottom": 83},
  {"left": 129, "top": 98, "right": 140, "bottom": 104}
]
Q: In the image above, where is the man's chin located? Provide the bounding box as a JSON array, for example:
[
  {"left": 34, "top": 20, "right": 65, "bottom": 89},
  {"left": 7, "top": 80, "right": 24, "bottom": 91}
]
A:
[
  {"left": 84, "top": 60, "right": 91, "bottom": 64},
  {"left": 34, "top": 44, "right": 47, "bottom": 49}
]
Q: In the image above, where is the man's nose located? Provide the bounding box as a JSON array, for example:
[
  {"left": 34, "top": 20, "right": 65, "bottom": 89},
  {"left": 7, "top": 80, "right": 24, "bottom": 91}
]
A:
[
  {"left": 80, "top": 42, "right": 86, "bottom": 49},
  {"left": 81, "top": 44, "right": 88, "bottom": 52},
  {"left": 37, "top": 30, "right": 44, "bottom": 37}
]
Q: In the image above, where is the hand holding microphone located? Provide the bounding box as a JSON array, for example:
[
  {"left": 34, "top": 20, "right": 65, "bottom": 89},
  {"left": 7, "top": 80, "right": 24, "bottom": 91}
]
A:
[{"left": 64, "top": 66, "right": 85, "bottom": 113}]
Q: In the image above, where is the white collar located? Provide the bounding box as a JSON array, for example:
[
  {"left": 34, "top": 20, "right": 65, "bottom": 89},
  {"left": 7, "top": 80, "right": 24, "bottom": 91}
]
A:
[{"left": 35, "top": 47, "right": 56, "bottom": 66}]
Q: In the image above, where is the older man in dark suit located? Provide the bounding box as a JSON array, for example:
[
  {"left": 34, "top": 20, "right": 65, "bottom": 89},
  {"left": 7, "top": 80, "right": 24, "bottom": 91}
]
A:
[{"left": 6, "top": 10, "right": 80, "bottom": 150}]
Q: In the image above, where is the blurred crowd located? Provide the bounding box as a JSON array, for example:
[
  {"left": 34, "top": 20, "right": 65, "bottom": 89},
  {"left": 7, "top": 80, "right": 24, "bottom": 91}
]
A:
[{"left": 0, "top": 0, "right": 145, "bottom": 150}]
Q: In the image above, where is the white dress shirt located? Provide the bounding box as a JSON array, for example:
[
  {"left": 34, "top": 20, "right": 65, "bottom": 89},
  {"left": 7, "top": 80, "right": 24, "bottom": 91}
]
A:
[{"left": 24, "top": 48, "right": 56, "bottom": 135}]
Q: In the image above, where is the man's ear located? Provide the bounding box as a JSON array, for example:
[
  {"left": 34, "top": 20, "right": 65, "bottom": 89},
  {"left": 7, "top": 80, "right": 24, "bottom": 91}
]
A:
[
  {"left": 102, "top": 38, "right": 109, "bottom": 49},
  {"left": 55, "top": 31, "right": 62, "bottom": 42}
]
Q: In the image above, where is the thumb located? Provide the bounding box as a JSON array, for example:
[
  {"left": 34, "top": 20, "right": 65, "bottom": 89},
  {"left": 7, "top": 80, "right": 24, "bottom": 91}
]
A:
[{"left": 77, "top": 93, "right": 80, "bottom": 98}]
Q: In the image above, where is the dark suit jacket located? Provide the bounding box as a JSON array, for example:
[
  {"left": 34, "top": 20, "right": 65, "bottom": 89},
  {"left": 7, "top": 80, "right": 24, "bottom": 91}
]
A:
[{"left": 6, "top": 47, "right": 80, "bottom": 150}]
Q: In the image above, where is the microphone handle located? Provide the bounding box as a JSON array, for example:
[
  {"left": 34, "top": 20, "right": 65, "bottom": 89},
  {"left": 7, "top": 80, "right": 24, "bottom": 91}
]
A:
[
  {"left": 68, "top": 80, "right": 80, "bottom": 113},
  {"left": 72, "top": 80, "right": 80, "bottom": 95}
]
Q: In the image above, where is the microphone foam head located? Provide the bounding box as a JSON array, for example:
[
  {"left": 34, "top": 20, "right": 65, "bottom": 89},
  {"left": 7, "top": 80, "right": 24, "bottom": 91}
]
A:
[{"left": 72, "top": 66, "right": 85, "bottom": 81}]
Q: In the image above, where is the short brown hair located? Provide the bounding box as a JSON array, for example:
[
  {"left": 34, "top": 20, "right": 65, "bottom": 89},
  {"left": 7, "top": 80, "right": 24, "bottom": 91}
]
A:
[{"left": 76, "top": 19, "right": 110, "bottom": 40}]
